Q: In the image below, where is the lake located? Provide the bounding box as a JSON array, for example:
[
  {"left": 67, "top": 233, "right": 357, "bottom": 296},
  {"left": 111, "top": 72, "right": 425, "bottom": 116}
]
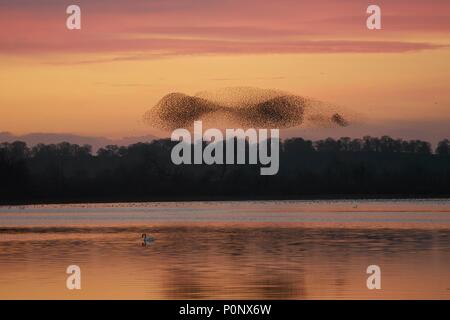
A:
[{"left": 1, "top": 200, "right": 450, "bottom": 299}]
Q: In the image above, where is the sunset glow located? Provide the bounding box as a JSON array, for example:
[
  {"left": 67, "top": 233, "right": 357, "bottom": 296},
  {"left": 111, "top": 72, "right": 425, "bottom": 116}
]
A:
[{"left": 0, "top": 0, "right": 449, "bottom": 142}]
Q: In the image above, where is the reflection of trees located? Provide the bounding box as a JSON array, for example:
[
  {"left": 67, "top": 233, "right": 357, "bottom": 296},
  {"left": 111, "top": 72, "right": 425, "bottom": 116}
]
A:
[
  {"left": 140, "top": 227, "right": 447, "bottom": 299},
  {"left": 153, "top": 227, "right": 307, "bottom": 299},
  {"left": 1, "top": 136, "right": 450, "bottom": 203}
]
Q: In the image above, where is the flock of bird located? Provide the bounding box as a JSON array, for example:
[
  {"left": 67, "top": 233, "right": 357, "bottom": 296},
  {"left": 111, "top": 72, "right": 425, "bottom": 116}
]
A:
[{"left": 144, "top": 87, "right": 353, "bottom": 131}]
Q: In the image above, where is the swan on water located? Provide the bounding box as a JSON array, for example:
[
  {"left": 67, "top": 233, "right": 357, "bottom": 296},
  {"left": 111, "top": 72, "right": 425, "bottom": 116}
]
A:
[{"left": 142, "top": 233, "right": 155, "bottom": 246}]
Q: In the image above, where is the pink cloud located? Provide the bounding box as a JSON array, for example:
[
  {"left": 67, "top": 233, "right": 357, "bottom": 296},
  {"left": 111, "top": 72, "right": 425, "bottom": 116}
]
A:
[{"left": 0, "top": 0, "right": 449, "bottom": 58}]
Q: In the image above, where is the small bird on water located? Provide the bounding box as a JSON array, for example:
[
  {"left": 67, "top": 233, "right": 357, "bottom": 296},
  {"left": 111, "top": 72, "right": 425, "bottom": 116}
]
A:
[{"left": 142, "top": 233, "right": 155, "bottom": 246}]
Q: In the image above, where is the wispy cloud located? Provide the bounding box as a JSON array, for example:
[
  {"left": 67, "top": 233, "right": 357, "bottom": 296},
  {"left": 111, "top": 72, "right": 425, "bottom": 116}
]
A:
[{"left": 1, "top": 0, "right": 449, "bottom": 60}]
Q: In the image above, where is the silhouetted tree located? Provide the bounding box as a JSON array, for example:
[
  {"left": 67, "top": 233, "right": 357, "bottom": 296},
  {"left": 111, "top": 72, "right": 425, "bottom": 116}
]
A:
[
  {"left": 0, "top": 136, "right": 449, "bottom": 204},
  {"left": 436, "top": 139, "right": 450, "bottom": 155}
]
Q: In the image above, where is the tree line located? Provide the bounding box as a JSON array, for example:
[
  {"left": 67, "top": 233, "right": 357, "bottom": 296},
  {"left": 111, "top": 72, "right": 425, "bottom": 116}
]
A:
[{"left": 1, "top": 136, "right": 450, "bottom": 204}]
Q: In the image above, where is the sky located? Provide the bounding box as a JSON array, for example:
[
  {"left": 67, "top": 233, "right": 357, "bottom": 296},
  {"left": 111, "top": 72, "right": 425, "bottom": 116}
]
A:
[{"left": 0, "top": 0, "right": 449, "bottom": 143}]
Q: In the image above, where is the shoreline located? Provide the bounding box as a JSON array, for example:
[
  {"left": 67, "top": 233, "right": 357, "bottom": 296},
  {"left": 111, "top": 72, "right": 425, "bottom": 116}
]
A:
[{"left": 2, "top": 194, "right": 450, "bottom": 206}]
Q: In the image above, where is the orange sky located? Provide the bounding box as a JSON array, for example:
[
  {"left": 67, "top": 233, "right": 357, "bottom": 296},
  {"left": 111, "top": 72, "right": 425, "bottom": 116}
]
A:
[{"left": 0, "top": 0, "right": 449, "bottom": 141}]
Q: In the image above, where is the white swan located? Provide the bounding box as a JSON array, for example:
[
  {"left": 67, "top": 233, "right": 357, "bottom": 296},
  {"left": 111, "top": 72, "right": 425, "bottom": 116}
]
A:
[{"left": 142, "top": 233, "right": 155, "bottom": 246}]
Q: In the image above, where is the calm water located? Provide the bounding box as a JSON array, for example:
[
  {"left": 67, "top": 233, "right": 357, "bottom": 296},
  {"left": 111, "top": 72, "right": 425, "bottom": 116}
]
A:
[{"left": 1, "top": 200, "right": 450, "bottom": 299}]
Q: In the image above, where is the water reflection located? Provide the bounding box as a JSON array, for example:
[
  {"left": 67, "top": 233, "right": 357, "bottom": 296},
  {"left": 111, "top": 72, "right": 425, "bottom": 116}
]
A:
[{"left": 1, "top": 224, "right": 450, "bottom": 299}]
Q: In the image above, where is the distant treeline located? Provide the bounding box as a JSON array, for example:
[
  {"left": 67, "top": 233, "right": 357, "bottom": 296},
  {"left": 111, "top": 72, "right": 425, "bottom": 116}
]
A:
[{"left": 1, "top": 136, "right": 450, "bottom": 204}]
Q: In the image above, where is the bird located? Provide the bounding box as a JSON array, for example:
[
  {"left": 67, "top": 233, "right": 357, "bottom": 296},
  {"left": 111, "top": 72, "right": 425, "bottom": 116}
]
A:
[{"left": 142, "top": 233, "right": 155, "bottom": 246}]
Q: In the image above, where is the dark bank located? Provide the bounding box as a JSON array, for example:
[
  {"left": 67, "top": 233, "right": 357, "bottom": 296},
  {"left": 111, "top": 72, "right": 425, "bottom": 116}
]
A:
[{"left": 1, "top": 136, "right": 450, "bottom": 205}]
